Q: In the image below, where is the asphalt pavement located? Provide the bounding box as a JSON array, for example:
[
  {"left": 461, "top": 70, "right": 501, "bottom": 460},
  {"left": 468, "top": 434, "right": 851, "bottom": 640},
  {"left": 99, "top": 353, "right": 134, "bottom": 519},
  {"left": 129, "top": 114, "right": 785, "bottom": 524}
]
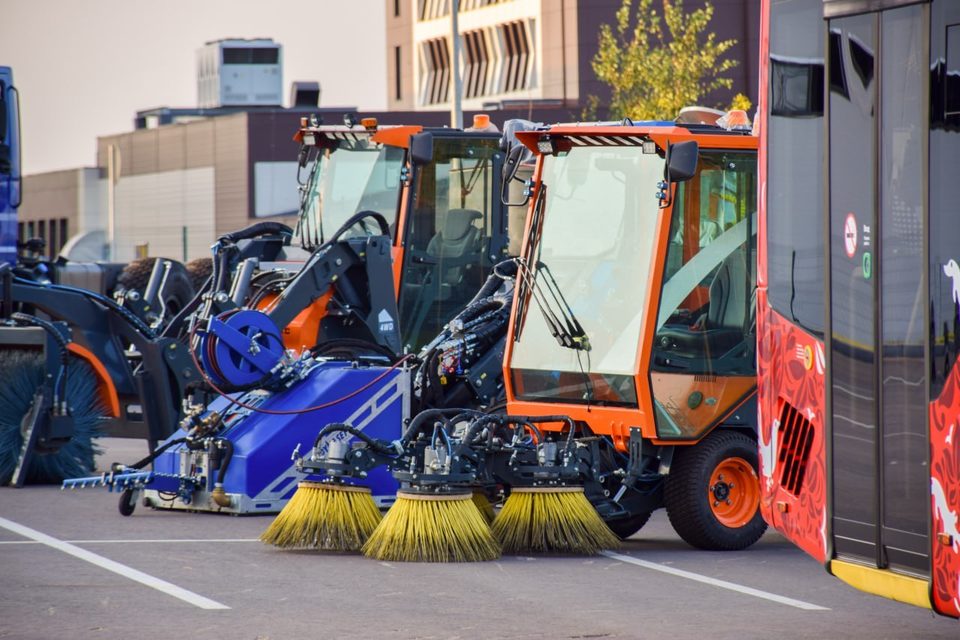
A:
[{"left": 0, "top": 438, "right": 957, "bottom": 640}]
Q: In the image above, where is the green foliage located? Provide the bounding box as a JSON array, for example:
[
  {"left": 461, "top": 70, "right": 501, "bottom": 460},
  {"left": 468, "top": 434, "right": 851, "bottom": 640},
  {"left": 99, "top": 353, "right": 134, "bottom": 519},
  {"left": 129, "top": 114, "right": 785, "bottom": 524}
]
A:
[
  {"left": 728, "top": 92, "right": 752, "bottom": 112},
  {"left": 591, "top": 0, "right": 738, "bottom": 121}
]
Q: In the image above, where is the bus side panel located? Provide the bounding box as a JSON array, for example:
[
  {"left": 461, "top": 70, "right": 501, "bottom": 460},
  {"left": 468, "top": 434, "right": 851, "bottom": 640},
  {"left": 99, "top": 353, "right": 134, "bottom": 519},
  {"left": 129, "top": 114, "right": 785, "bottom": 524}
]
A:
[
  {"left": 929, "top": 363, "right": 960, "bottom": 618},
  {"left": 757, "top": 296, "right": 827, "bottom": 563}
]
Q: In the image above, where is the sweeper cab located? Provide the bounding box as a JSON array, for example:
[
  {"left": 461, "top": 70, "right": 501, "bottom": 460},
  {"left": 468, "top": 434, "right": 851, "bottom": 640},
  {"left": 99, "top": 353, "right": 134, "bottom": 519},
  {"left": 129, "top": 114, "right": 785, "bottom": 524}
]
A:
[
  {"left": 292, "top": 113, "right": 763, "bottom": 553},
  {"left": 501, "top": 113, "right": 762, "bottom": 549}
]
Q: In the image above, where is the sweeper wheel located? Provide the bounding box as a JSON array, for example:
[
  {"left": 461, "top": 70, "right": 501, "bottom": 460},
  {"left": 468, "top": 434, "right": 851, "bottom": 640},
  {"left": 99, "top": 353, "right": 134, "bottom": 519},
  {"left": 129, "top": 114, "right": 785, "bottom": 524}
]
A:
[
  {"left": 116, "top": 257, "right": 195, "bottom": 317},
  {"left": 185, "top": 257, "right": 213, "bottom": 292},
  {"left": 0, "top": 349, "right": 106, "bottom": 485},
  {"left": 118, "top": 488, "right": 137, "bottom": 516},
  {"left": 664, "top": 430, "right": 766, "bottom": 551}
]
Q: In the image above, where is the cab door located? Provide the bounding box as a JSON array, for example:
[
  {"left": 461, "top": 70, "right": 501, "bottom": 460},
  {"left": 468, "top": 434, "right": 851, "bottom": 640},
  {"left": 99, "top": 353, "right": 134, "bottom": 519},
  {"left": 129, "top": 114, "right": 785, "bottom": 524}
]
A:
[{"left": 827, "top": 5, "right": 929, "bottom": 577}]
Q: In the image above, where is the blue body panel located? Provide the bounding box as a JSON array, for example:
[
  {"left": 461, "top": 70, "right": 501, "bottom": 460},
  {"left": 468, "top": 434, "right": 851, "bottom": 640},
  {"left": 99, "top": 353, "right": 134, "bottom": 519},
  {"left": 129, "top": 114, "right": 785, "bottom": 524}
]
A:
[
  {"left": 149, "top": 360, "right": 407, "bottom": 512},
  {"left": 0, "top": 66, "right": 21, "bottom": 265}
]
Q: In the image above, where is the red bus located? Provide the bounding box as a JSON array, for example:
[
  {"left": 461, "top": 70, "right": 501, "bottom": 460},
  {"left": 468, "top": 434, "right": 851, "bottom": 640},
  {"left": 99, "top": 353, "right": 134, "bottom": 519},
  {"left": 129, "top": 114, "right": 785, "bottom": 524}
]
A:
[{"left": 758, "top": 0, "right": 960, "bottom": 616}]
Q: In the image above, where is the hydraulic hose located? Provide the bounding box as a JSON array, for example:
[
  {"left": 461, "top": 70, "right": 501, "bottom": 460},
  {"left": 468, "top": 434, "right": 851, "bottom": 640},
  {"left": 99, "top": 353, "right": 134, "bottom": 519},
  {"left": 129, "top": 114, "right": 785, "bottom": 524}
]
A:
[
  {"left": 314, "top": 423, "right": 396, "bottom": 455},
  {"left": 13, "top": 277, "right": 155, "bottom": 338},
  {"left": 217, "top": 221, "right": 293, "bottom": 245},
  {"left": 9, "top": 311, "right": 71, "bottom": 402},
  {"left": 215, "top": 438, "right": 234, "bottom": 486},
  {"left": 328, "top": 210, "right": 391, "bottom": 243},
  {"left": 400, "top": 408, "right": 483, "bottom": 447}
]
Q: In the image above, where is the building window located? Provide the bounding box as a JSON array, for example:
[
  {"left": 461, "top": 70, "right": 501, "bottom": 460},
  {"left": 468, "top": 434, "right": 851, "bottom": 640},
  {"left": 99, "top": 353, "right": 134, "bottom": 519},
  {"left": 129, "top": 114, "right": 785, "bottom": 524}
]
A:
[
  {"left": 420, "top": 37, "right": 451, "bottom": 105},
  {"left": 395, "top": 46, "right": 403, "bottom": 101},
  {"left": 59, "top": 218, "right": 68, "bottom": 253},
  {"left": 394, "top": 0, "right": 400, "bottom": 17},
  {"left": 499, "top": 20, "right": 532, "bottom": 93},
  {"left": 48, "top": 218, "right": 57, "bottom": 258}
]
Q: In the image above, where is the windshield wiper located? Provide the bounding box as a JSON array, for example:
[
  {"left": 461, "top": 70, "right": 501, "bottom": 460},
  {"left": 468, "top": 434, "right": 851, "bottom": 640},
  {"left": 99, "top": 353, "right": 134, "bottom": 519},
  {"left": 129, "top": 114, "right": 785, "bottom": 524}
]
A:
[
  {"left": 536, "top": 261, "right": 590, "bottom": 350},
  {"left": 514, "top": 259, "right": 590, "bottom": 352},
  {"left": 512, "top": 183, "right": 590, "bottom": 352}
]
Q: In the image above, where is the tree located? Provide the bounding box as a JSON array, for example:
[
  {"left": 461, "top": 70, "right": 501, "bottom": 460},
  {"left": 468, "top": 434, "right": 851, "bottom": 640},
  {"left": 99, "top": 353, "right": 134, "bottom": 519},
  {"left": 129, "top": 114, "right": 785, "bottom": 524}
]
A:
[{"left": 592, "top": 0, "right": 739, "bottom": 121}]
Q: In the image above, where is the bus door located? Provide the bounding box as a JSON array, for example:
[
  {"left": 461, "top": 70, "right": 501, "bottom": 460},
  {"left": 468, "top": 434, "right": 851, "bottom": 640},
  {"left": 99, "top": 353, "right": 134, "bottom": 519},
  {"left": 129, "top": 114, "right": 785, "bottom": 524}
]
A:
[{"left": 826, "top": 5, "right": 929, "bottom": 577}]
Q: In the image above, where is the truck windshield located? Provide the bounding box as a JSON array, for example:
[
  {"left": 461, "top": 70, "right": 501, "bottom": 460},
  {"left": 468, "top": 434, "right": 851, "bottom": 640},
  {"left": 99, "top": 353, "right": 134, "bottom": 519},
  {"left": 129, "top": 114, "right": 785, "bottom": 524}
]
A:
[
  {"left": 510, "top": 145, "right": 664, "bottom": 406},
  {"left": 297, "top": 139, "right": 404, "bottom": 248}
]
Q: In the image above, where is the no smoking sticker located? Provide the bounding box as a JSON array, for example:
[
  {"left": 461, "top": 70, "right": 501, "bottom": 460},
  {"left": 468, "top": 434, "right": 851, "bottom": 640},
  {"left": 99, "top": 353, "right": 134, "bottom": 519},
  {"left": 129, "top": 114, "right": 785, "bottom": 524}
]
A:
[{"left": 844, "top": 213, "right": 857, "bottom": 258}]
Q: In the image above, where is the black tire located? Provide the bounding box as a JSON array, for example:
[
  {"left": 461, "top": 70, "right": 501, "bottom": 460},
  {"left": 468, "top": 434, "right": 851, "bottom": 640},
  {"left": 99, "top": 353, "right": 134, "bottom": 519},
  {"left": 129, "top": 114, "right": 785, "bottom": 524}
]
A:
[
  {"left": 185, "top": 258, "right": 213, "bottom": 292},
  {"left": 117, "top": 258, "right": 194, "bottom": 318},
  {"left": 606, "top": 511, "right": 652, "bottom": 540},
  {"left": 115, "top": 257, "right": 157, "bottom": 292},
  {"left": 118, "top": 488, "right": 137, "bottom": 516},
  {"left": 664, "top": 430, "right": 766, "bottom": 551}
]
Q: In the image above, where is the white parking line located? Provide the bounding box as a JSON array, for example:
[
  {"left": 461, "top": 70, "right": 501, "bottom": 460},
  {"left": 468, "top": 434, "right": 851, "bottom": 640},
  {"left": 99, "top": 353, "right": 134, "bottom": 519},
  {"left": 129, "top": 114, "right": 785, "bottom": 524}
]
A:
[
  {"left": 600, "top": 551, "right": 829, "bottom": 611},
  {"left": 0, "top": 538, "right": 260, "bottom": 545},
  {"left": 0, "top": 517, "right": 230, "bottom": 610}
]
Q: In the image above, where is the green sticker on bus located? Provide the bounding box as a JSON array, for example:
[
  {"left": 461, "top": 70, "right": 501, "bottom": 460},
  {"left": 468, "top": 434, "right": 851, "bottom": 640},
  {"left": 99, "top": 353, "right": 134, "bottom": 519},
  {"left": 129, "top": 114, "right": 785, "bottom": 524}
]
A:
[{"left": 862, "top": 251, "right": 872, "bottom": 279}]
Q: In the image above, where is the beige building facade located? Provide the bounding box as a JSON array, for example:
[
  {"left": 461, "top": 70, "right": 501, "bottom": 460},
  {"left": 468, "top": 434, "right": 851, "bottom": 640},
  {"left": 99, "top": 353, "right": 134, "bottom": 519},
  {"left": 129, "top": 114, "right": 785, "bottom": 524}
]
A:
[{"left": 387, "top": 0, "right": 759, "bottom": 113}]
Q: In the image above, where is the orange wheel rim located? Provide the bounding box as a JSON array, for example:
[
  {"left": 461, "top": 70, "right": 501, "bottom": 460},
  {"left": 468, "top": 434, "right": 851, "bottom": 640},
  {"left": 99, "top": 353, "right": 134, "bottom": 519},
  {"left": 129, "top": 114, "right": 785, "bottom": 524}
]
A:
[{"left": 708, "top": 456, "right": 759, "bottom": 528}]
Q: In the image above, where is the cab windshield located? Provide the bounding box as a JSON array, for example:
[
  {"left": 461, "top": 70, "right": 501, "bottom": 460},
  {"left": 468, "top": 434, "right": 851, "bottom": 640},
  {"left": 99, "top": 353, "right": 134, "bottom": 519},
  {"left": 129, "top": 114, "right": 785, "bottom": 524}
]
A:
[
  {"left": 510, "top": 144, "right": 664, "bottom": 406},
  {"left": 297, "top": 138, "right": 404, "bottom": 248},
  {"left": 398, "top": 136, "right": 501, "bottom": 349}
]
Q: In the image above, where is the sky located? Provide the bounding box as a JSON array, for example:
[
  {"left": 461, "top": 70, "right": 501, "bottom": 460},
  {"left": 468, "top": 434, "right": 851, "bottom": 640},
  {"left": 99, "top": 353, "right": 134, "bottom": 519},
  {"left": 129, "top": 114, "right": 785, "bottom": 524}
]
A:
[{"left": 0, "top": 0, "right": 387, "bottom": 175}]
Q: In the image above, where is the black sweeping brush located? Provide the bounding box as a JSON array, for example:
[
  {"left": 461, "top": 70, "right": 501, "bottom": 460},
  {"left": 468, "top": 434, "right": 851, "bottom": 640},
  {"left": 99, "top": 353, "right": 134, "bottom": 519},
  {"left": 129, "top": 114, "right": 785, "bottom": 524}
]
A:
[{"left": 0, "top": 349, "right": 105, "bottom": 484}]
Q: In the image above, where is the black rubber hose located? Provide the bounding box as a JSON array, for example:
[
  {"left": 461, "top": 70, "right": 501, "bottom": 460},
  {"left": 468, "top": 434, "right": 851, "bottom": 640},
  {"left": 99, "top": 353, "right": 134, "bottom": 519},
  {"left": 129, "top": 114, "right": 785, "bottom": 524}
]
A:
[
  {"left": 217, "top": 222, "right": 293, "bottom": 245},
  {"left": 10, "top": 312, "right": 70, "bottom": 363},
  {"left": 215, "top": 438, "right": 234, "bottom": 485},
  {"left": 329, "top": 210, "right": 391, "bottom": 243},
  {"left": 10, "top": 311, "right": 72, "bottom": 400},
  {"left": 12, "top": 277, "right": 156, "bottom": 338},
  {"left": 522, "top": 414, "right": 577, "bottom": 449},
  {"left": 467, "top": 260, "right": 516, "bottom": 306},
  {"left": 400, "top": 408, "right": 475, "bottom": 446},
  {"left": 126, "top": 437, "right": 189, "bottom": 470},
  {"left": 314, "top": 423, "right": 395, "bottom": 455},
  {"left": 212, "top": 246, "right": 233, "bottom": 293}
]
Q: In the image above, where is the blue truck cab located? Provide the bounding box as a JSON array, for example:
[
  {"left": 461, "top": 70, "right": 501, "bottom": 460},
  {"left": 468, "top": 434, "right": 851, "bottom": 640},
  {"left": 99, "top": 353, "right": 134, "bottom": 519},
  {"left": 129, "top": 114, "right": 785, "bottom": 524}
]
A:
[{"left": 0, "top": 66, "right": 22, "bottom": 265}]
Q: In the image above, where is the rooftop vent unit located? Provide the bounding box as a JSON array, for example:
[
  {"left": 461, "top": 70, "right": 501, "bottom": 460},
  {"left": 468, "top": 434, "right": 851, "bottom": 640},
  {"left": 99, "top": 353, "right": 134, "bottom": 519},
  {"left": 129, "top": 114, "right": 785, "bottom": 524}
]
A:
[{"left": 197, "top": 38, "right": 283, "bottom": 109}]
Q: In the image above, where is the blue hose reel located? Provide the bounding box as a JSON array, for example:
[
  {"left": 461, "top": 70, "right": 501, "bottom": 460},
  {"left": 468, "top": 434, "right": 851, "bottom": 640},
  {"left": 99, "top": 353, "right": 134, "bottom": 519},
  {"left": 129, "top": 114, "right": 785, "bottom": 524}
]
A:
[{"left": 199, "top": 310, "right": 286, "bottom": 387}]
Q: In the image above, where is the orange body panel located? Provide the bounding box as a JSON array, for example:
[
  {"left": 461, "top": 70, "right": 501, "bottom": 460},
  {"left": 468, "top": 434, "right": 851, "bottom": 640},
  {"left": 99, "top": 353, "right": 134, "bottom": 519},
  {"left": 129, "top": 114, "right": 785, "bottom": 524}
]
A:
[
  {"left": 65, "top": 342, "right": 120, "bottom": 418},
  {"left": 648, "top": 373, "right": 755, "bottom": 440},
  {"left": 371, "top": 125, "right": 422, "bottom": 149},
  {"left": 257, "top": 290, "right": 334, "bottom": 353}
]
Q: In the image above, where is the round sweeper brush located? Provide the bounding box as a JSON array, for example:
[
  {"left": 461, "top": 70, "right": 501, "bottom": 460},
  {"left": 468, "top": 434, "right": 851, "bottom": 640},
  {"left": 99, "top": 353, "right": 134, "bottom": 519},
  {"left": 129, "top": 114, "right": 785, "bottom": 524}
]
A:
[
  {"left": 471, "top": 490, "right": 497, "bottom": 525},
  {"left": 260, "top": 481, "right": 382, "bottom": 552},
  {"left": 491, "top": 486, "right": 620, "bottom": 555},
  {"left": 0, "top": 350, "right": 105, "bottom": 485},
  {"left": 362, "top": 491, "right": 501, "bottom": 562}
]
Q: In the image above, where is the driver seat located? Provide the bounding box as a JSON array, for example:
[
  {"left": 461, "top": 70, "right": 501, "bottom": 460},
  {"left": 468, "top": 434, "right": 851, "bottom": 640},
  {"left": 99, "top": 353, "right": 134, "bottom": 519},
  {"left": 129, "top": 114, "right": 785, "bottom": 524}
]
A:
[{"left": 425, "top": 208, "right": 483, "bottom": 291}]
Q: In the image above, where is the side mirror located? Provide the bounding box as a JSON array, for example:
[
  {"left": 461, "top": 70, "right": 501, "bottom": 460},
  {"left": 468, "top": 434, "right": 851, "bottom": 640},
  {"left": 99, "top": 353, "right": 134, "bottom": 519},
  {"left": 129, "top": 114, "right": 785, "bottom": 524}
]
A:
[
  {"left": 410, "top": 132, "right": 434, "bottom": 165},
  {"left": 500, "top": 144, "right": 531, "bottom": 207},
  {"left": 665, "top": 140, "right": 699, "bottom": 183}
]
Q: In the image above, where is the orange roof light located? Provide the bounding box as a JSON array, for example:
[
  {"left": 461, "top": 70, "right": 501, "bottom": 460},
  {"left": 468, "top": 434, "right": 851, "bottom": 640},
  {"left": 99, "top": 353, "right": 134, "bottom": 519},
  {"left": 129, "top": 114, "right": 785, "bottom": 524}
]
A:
[
  {"left": 467, "top": 113, "right": 498, "bottom": 132},
  {"left": 361, "top": 117, "right": 378, "bottom": 130},
  {"left": 719, "top": 109, "right": 752, "bottom": 131}
]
